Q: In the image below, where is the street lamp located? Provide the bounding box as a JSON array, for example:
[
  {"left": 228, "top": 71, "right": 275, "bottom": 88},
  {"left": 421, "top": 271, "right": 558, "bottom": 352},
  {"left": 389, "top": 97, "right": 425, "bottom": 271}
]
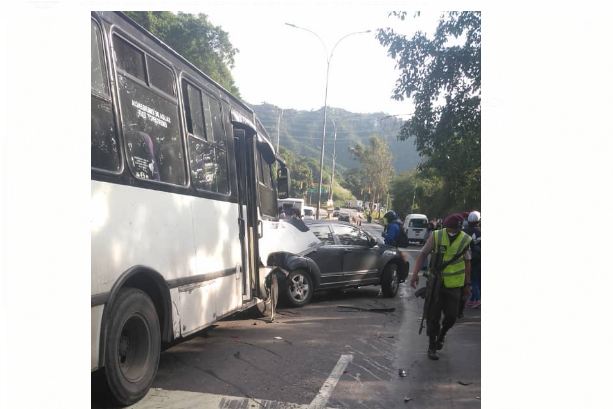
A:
[
  {"left": 285, "top": 23, "right": 371, "bottom": 219},
  {"left": 328, "top": 118, "right": 337, "bottom": 204}
]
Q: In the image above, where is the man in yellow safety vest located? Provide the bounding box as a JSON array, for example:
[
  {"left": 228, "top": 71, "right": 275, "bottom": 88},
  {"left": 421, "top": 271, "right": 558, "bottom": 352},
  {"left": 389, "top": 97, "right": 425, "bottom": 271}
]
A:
[{"left": 410, "top": 213, "right": 472, "bottom": 360}]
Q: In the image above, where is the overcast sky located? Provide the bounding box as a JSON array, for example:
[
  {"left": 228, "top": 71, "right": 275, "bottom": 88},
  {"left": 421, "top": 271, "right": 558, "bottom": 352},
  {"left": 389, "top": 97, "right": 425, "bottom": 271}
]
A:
[{"left": 183, "top": 1, "right": 441, "bottom": 117}]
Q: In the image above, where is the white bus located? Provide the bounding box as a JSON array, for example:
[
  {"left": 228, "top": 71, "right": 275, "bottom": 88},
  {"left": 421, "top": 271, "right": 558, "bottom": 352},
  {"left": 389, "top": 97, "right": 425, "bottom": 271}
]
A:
[{"left": 91, "top": 12, "right": 319, "bottom": 405}]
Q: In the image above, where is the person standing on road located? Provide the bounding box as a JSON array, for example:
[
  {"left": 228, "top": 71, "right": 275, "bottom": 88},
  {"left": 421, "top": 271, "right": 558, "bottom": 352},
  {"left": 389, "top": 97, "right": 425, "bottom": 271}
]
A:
[
  {"left": 410, "top": 213, "right": 472, "bottom": 360},
  {"left": 382, "top": 210, "right": 403, "bottom": 246},
  {"left": 464, "top": 211, "right": 481, "bottom": 308}
]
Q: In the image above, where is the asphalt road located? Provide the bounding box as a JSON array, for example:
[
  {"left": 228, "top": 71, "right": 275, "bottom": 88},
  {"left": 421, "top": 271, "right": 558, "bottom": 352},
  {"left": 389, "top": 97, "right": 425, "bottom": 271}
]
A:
[{"left": 92, "top": 224, "right": 481, "bottom": 409}]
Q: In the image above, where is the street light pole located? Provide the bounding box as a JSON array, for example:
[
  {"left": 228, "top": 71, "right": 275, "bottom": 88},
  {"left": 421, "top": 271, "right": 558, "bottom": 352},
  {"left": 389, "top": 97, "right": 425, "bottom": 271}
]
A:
[
  {"left": 285, "top": 23, "right": 371, "bottom": 219},
  {"left": 328, "top": 118, "right": 337, "bottom": 203},
  {"left": 276, "top": 108, "right": 283, "bottom": 153}
]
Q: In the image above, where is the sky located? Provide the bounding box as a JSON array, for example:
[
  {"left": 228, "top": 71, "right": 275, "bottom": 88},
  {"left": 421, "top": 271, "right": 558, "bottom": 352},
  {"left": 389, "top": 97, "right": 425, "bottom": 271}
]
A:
[{"left": 183, "top": 1, "right": 441, "bottom": 117}]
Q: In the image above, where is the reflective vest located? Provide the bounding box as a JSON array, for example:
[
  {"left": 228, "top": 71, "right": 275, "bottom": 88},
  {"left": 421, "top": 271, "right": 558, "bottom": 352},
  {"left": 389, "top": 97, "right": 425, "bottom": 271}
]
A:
[{"left": 433, "top": 229, "right": 472, "bottom": 288}]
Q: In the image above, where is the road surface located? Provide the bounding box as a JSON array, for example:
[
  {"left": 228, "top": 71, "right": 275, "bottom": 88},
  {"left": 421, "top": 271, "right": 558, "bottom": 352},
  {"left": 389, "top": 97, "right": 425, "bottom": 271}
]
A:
[{"left": 92, "top": 223, "right": 481, "bottom": 409}]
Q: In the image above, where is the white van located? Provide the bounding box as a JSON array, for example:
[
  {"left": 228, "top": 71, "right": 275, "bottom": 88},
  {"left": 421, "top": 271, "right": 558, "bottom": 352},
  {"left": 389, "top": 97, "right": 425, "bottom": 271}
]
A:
[
  {"left": 278, "top": 198, "right": 305, "bottom": 217},
  {"left": 303, "top": 206, "right": 316, "bottom": 220},
  {"left": 403, "top": 214, "right": 429, "bottom": 245}
]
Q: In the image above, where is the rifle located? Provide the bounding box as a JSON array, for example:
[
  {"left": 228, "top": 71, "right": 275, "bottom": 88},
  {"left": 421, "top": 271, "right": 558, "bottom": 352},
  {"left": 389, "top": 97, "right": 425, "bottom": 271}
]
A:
[
  {"left": 418, "top": 238, "right": 472, "bottom": 335},
  {"left": 418, "top": 249, "right": 443, "bottom": 334}
]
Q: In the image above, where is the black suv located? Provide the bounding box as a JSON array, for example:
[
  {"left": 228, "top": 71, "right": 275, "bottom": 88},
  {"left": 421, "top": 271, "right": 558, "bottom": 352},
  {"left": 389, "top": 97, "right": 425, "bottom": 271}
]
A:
[{"left": 279, "top": 221, "right": 409, "bottom": 307}]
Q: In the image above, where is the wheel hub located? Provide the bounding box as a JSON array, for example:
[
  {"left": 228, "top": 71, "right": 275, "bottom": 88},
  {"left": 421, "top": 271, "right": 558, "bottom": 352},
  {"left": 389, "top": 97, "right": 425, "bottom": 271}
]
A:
[{"left": 117, "top": 315, "right": 151, "bottom": 382}]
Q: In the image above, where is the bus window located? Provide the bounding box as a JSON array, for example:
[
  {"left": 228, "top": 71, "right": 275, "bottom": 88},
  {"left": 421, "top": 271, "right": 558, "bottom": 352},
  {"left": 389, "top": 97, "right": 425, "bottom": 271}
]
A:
[
  {"left": 207, "top": 96, "right": 229, "bottom": 191},
  {"left": 258, "top": 151, "right": 273, "bottom": 188},
  {"left": 114, "top": 35, "right": 186, "bottom": 185},
  {"left": 113, "top": 35, "right": 146, "bottom": 81},
  {"left": 91, "top": 20, "right": 120, "bottom": 172},
  {"left": 183, "top": 82, "right": 206, "bottom": 139},
  {"left": 257, "top": 150, "right": 277, "bottom": 217},
  {"left": 147, "top": 55, "right": 176, "bottom": 97},
  {"left": 182, "top": 80, "right": 229, "bottom": 194}
]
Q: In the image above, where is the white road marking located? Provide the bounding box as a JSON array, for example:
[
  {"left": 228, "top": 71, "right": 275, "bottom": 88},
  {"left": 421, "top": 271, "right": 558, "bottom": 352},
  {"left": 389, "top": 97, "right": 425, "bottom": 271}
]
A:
[
  {"left": 308, "top": 354, "right": 353, "bottom": 409},
  {"left": 130, "top": 388, "right": 333, "bottom": 409},
  {"left": 128, "top": 354, "right": 353, "bottom": 408}
]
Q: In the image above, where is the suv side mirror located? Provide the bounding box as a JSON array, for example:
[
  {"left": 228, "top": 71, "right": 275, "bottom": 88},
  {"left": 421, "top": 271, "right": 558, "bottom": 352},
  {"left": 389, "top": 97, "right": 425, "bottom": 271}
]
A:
[{"left": 277, "top": 166, "right": 290, "bottom": 199}]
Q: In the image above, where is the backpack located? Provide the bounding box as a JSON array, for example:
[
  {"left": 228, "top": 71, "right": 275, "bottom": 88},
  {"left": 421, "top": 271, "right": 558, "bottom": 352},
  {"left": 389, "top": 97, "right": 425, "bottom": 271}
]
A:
[{"left": 394, "top": 221, "right": 410, "bottom": 247}]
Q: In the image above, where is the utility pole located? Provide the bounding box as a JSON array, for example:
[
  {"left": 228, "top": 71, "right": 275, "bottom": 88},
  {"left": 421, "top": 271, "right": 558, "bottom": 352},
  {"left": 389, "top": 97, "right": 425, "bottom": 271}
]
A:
[
  {"left": 276, "top": 108, "right": 284, "bottom": 153},
  {"left": 328, "top": 119, "right": 337, "bottom": 204}
]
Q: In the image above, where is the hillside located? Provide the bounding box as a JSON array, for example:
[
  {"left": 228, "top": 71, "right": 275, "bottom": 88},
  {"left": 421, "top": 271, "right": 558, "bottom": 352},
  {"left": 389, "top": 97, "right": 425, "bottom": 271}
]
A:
[{"left": 251, "top": 103, "right": 421, "bottom": 175}]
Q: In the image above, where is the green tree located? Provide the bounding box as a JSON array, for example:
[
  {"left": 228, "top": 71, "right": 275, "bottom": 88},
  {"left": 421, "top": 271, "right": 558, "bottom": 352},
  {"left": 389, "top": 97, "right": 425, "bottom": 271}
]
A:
[
  {"left": 124, "top": 11, "right": 240, "bottom": 96},
  {"left": 342, "top": 167, "right": 368, "bottom": 200},
  {"left": 349, "top": 136, "right": 395, "bottom": 209},
  {"left": 391, "top": 169, "right": 447, "bottom": 219},
  {"left": 278, "top": 147, "right": 313, "bottom": 198},
  {"left": 377, "top": 11, "right": 481, "bottom": 212}
]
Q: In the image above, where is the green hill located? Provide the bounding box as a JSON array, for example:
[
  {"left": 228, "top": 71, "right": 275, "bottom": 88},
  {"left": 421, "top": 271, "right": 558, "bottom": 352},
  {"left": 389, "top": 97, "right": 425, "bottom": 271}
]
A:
[{"left": 251, "top": 103, "right": 421, "bottom": 175}]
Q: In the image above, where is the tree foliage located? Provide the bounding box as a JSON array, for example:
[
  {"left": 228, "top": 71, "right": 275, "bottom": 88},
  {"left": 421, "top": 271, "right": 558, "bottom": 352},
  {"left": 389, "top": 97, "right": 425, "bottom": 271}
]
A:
[
  {"left": 124, "top": 11, "right": 240, "bottom": 96},
  {"left": 391, "top": 169, "right": 451, "bottom": 219},
  {"left": 342, "top": 167, "right": 368, "bottom": 199},
  {"left": 377, "top": 11, "right": 481, "bottom": 213},
  {"left": 349, "top": 136, "right": 395, "bottom": 208},
  {"left": 278, "top": 147, "right": 313, "bottom": 198}
]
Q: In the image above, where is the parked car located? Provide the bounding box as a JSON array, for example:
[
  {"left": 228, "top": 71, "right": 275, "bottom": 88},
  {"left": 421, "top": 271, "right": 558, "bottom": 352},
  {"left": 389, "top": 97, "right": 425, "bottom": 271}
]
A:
[{"left": 279, "top": 221, "right": 409, "bottom": 307}]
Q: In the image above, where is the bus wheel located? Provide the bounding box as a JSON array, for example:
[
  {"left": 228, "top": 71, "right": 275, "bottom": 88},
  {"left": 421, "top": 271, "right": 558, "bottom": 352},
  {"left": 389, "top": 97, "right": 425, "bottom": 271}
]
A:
[
  {"left": 381, "top": 263, "right": 400, "bottom": 298},
  {"left": 283, "top": 269, "right": 313, "bottom": 307},
  {"left": 104, "top": 288, "right": 160, "bottom": 406}
]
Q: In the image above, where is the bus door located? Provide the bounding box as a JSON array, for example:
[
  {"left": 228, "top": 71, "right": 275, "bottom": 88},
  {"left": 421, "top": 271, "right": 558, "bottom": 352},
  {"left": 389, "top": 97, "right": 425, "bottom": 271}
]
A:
[{"left": 233, "top": 127, "right": 259, "bottom": 301}]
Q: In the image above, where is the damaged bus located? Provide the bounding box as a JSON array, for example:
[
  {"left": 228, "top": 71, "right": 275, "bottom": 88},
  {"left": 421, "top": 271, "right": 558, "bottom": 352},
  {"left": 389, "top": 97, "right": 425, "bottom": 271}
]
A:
[{"left": 91, "top": 11, "right": 319, "bottom": 405}]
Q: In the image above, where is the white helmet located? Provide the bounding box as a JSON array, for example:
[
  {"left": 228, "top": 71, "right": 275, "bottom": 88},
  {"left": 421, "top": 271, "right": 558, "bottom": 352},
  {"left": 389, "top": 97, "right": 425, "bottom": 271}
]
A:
[{"left": 468, "top": 210, "right": 481, "bottom": 223}]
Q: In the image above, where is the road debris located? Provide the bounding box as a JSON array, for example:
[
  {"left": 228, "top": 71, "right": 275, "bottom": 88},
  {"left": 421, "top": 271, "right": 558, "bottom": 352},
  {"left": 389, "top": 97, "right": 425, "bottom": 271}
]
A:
[
  {"left": 273, "top": 336, "right": 283, "bottom": 340},
  {"left": 476, "top": 396, "right": 480, "bottom": 400},
  {"left": 404, "top": 396, "right": 413, "bottom": 403},
  {"left": 399, "top": 369, "right": 407, "bottom": 377},
  {"left": 337, "top": 305, "right": 396, "bottom": 313},
  {"left": 457, "top": 381, "right": 472, "bottom": 386}
]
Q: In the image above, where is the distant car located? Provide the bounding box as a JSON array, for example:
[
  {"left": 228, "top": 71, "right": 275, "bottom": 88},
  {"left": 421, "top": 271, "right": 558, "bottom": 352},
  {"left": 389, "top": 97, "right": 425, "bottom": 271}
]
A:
[
  {"left": 303, "top": 206, "right": 316, "bottom": 220},
  {"left": 279, "top": 221, "right": 409, "bottom": 307},
  {"left": 338, "top": 212, "right": 350, "bottom": 222},
  {"left": 333, "top": 207, "right": 340, "bottom": 217}
]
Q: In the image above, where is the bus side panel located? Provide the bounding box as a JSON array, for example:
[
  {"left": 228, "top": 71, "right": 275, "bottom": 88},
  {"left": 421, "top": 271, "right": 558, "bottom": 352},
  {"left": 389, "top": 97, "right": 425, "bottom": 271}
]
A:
[
  {"left": 191, "top": 199, "right": 242, "bottom": 317},
  {"left": 91, "top": 180, "right": 195, "bottom": 296},
  {"left": 178, "top": 280, "right": 217, "bottom": 335},
  {"left": 216, "top": 273, "right": 242, "bottom": 316},
  {"left": 169, "top": 288, "right": 181, "bottom": 338},
  {"left": 91, "top": 305, "right": 104, "bottom": 370}
]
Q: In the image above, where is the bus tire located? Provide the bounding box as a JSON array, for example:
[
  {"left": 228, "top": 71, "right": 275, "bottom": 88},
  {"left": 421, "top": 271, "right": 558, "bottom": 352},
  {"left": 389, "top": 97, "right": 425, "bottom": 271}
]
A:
[
  {"left": 104, "top": 288, "right": 161, "bottom": 406},
  {"left": 381, "top": 263, "right": 400, "bottom": 298},
  {"left": 282, "top": 269, "right": 313, "bottom": 307}
]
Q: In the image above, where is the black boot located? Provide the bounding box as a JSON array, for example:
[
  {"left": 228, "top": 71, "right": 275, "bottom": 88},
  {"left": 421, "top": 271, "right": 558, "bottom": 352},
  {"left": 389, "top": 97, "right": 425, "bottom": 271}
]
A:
[
  {"left": 435, "top": 332, "right": 446, "bottom": 351},
  {"left": 428, "top": 337, "right": 439, "bottom": 360}
]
